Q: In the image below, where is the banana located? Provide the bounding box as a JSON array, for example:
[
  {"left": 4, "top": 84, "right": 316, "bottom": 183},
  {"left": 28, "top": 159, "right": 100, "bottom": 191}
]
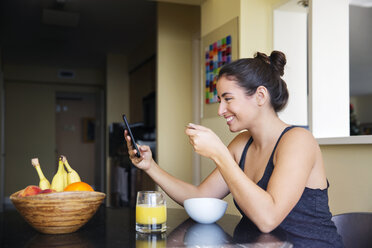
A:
[
  {"left": 31, "top": 158, "right": 51, "bottom": 190},
  {"left": 62, "top": 158, "right": 68, "bottom": 188},
  {"left": 60, "top": 155, "right": 81, "bottom": 185},
  {"left": 51, "top": 158, "right": 67, "bottom": 192}
]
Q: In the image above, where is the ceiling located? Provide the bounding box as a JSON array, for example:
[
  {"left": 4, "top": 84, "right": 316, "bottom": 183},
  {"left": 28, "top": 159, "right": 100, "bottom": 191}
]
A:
[{"left": 0, "top": 0, "right": 157, "bottom": 68}]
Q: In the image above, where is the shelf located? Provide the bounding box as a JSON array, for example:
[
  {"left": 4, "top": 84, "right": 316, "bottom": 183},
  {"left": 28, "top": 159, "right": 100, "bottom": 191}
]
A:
[{"left": 317, "top": 135, "right": 372, "bottom": 145}]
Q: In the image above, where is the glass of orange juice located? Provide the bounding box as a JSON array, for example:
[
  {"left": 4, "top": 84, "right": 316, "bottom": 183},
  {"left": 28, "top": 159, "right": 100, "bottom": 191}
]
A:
[{"left": 136, "top": 191, "right": 167, "bottom": 233}]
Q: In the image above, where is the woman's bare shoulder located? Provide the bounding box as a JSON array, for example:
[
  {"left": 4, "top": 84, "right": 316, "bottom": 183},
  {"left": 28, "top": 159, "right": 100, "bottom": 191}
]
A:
[
  {"left": 284, "top": 127, "right": 316, "bottom": 141},
  {"left": 278, "top": 126, "right": 319, "bottom": 153}
]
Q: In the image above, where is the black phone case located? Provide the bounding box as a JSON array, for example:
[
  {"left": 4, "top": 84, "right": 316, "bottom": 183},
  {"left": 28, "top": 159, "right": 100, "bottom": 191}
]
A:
[{"left": 122, "top": 114, "right": 141, "bottom": 158}]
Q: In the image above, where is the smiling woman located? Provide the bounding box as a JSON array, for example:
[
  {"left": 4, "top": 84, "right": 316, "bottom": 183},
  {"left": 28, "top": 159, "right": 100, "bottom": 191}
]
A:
[{"left": 125, "top": 49, "right": 344, "bottom": 246}]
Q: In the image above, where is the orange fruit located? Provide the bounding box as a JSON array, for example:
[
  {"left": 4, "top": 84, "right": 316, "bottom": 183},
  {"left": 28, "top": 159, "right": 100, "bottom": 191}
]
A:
[{"left": 63, "top": 182, "right": 94, "bottom": 192}]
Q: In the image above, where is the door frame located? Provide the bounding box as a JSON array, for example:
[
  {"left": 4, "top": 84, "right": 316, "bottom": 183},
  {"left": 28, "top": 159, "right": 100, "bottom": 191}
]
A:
[
  {"left": 55, "top": 89, "right": 106, "bottom": 192},
  {"left": 0, "top": 71, "right": 4, "bottom": 212}
]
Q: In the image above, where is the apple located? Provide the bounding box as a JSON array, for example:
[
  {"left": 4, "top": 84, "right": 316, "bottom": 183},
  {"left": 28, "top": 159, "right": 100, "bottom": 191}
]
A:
[
  {"left": 39, "top": 189, "right": 56, "bottom": 194},
  {"left": 18, "top": 185, "right": 42, "bottom": 197}
]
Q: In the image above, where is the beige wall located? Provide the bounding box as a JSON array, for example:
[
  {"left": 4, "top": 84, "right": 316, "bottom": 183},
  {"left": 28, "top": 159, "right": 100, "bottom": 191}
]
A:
[
  {"left": 129, "top": 58, "right": 155, "bottom": 123},
  {"left": 157, "top": 3, "right": 200, "bottom": 208},
  {"left": 105, "top": 54, "right": 130, "bottom": 205},
  {"left": 106, "top": 54, "right": 130, "bottom": 125},
  {"left": 201, "top": 0, "right": 240, "bottom": 37},
  {"left": 321, "top": 145, "right": 372, "bottom": 214},
  {"left": 239, "top": 0, "right": 280, "bottom": 58},
  {"left": 128, "top": 33, "right": 156, "bottom": 72},
  {"left": 4, "top": 82, "right": 55, "bottom": 196}
]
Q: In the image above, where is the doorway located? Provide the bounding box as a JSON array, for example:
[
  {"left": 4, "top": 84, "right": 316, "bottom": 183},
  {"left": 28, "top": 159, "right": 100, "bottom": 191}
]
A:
[{"left": 56, "top": 91, "right": 104, "bottom": 191}]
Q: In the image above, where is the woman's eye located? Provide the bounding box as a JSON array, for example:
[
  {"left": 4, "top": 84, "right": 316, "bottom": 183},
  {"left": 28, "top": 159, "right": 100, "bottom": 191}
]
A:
[{"left": 225, "top": 98, "right": 232, "bottom": 102}]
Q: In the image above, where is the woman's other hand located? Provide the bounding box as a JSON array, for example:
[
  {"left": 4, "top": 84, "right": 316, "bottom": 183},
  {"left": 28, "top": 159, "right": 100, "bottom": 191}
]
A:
[
  {"left": 124, "top": 130, "right": 152, "bottom": 171},
  {"left": 185, "top": 123, "right": 227, "bottom": 160}
]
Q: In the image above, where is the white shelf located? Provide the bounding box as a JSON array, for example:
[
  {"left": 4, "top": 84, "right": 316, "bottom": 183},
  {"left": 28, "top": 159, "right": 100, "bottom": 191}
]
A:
[{"left": 317, "top": 135, "right": 372, "bottom": 145}]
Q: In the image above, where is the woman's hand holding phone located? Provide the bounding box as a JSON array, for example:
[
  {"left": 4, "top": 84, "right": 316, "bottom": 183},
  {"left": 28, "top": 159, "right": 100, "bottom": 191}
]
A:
[
  {"left": 123, "top": 125, "right": 153, "bottom": 171},
  {"left": 124, "top": 130, "right": 153, "bottom": 170}
]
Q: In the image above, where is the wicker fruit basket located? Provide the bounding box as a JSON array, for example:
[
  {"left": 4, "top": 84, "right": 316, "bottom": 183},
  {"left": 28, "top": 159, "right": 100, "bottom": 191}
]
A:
[{"left": 10, "top": 191, "right": 106, "bottom": 234}]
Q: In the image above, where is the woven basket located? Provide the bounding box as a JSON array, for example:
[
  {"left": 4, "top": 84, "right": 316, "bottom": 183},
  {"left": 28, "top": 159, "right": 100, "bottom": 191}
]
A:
[{"left": 10, "top": 190, "right": 106, "bottom": 234}]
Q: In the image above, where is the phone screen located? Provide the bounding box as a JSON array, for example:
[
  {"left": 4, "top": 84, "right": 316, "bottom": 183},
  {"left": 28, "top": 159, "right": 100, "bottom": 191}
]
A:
[{"left": 122, "top": 114, "right": 141, "bottom": 158}]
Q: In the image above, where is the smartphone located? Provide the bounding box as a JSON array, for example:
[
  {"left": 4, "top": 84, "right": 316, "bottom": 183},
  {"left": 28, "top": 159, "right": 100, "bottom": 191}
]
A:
[{"left": 122, "top": 114, "right": 141, "bottom": 158}]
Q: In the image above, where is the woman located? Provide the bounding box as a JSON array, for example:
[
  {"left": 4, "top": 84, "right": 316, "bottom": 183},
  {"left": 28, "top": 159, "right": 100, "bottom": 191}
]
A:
[{"left": 125, "top": 51, "right": 343, "bottom": 247}]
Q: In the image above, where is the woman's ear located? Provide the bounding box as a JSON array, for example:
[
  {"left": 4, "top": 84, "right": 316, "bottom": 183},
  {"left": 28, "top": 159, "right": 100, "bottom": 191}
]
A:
[{"left": 255, "top": 86, "right": 269, "bottom": 106}]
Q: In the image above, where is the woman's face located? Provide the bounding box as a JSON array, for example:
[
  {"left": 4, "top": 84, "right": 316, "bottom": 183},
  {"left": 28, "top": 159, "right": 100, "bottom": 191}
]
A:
[{"left": 217, "top": 76, "right": 257, "bottom": 132}]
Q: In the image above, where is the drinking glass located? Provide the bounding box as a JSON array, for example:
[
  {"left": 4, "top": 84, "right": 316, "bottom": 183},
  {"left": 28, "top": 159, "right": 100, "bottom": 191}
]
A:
[{"left": 136, "top": 191, "right": 167, "bottom": 233}]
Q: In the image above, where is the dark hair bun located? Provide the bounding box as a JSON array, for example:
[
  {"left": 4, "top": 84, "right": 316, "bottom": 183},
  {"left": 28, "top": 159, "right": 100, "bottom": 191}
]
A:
[
  {"left": 255, "top": 52, "right": 270, "bottom": 64},
  {"left": 269, "top": 50, "right": 286, "bottom": 76}
]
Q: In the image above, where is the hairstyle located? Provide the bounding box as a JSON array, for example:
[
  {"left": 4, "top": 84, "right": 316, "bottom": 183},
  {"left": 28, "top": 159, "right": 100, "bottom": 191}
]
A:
[{"left": 217, "top": 50, "right": 289, "bottom": 112}]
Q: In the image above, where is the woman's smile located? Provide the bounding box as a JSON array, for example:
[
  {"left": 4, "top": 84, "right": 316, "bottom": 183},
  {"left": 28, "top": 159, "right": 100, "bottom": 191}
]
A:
[{"left": 225, "top": 115, "right": 234, "bottom": 125}]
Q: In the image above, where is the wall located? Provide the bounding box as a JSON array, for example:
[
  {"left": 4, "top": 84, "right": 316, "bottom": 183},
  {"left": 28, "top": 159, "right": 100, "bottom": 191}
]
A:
[
  {"left": 128, "top": 33, "right": 156, "bottom": 73},
  {"left": 309, "top": 0, "right": 349, "bottom": 138},
  {"left": 157, "top": 3, "right": 200, "bottom": 208},
  {"left": 274, "top": 3, "right": 308, "bottom": 126},
  {"left": 4, "top": 82, "right": 56, "bottom": 196},
  {"left": 106, "top": 54, "right": 130, "bottom": 125},
  {"left": 239, "top": 0, "right": 280, "bottom": 58},
  {"left": 321, "top": 145, "right": 372, "bottom": 214},
  {"left": 105, "top": 54, "right": 130, "bottom": 206},
  {"left": 129, "top": 58, "right": 156, "bottom": 123}
]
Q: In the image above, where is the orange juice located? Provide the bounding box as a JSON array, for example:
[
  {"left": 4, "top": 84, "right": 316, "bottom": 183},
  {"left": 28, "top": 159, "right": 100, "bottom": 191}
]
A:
[
  {"left": 136, "top": 204, "right": 167, "bottom": 225},
  {"left": 136, "top": 191, "right": 167, "bottom": 233}
]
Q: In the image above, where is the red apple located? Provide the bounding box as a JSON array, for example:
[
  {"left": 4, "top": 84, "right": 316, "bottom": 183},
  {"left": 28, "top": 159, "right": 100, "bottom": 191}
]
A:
[
  {"left": 39, "top": 189, "right": 56, "bottom": 194},
  {"left": 18, "top": 185, "right": 42, "bottom": 197}
]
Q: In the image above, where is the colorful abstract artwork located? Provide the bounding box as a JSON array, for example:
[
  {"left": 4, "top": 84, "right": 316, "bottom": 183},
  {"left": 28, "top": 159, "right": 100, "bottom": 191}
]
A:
[{"left": 205, "top": 35, "right": 232, "bottom": 104}]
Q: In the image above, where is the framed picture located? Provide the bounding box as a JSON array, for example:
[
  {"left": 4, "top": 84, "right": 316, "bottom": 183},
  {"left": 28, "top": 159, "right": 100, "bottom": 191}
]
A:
[{"left": 201, "top": 17, "right": 239, "bottom": 118}]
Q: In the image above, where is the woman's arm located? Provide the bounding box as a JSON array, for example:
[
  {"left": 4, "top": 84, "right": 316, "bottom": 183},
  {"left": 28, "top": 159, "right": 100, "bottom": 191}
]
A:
[
  {"left": 124, "top": 130, "right": 230, "bottom": 206},
  {"left": 186, "top": 125, "right": 317, "bottom": 233}
]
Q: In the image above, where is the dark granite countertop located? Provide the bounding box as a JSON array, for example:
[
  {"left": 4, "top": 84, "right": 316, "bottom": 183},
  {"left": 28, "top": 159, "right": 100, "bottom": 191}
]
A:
[{"left": 0, "top": 205, "right": 294, "bottom": 247}]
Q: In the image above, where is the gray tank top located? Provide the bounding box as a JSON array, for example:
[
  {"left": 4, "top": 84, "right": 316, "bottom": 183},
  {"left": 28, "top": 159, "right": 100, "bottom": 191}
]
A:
[{"left": 234, "top": 126, "right": 344, "bottom": 247}]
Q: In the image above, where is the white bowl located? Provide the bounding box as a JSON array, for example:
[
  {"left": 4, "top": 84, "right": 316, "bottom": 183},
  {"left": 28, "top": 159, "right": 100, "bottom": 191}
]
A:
[{"left": 183, "top": 198, "right": 228, "bottom": 224}]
